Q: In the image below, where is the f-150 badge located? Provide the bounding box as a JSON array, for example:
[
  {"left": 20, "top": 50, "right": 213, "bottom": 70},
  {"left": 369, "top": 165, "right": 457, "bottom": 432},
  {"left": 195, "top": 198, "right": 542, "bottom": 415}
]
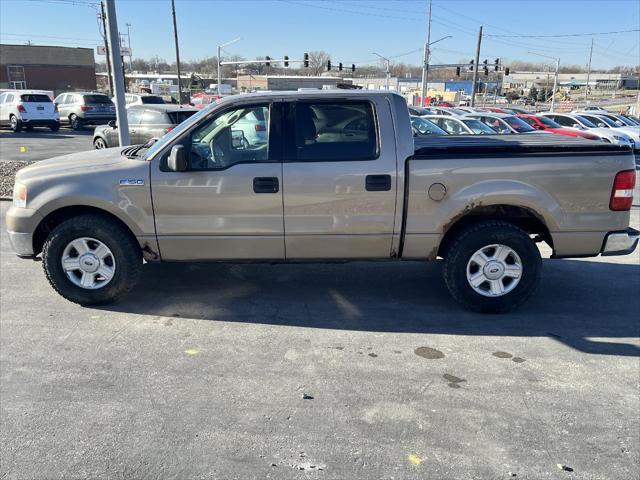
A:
[{"left": 119, "top": 179, "right": 145, "bottom": 186}]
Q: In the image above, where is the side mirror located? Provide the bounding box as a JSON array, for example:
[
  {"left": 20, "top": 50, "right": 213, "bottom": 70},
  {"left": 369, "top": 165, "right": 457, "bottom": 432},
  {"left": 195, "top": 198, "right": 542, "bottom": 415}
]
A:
[
  {"left": 597, "top": 123, "right": 606, "bottom": 128},
  {"left": 534, "top": 124, "right": 543, "bottom": 130},
  {"left": 108, "top": 120, "right": 117, "bottom": 128},
  {"left": 572, "top": 123, "right": 581, "bottom": 129},
  {"left": 231, "top": 129, "right": 246, "bottom": 149},
  {"left": 167, "top": 145, "right": 188, "bottom": 172}
]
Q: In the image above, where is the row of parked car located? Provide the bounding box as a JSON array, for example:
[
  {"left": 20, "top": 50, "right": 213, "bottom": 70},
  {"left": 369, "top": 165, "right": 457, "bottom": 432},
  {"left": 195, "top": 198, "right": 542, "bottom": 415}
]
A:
[{"left": 408, "top": 105, "right": 640, "bottom": 152}]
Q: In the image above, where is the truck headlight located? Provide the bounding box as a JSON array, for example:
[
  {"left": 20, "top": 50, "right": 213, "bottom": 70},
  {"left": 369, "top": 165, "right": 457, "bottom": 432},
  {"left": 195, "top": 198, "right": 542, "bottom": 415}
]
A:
[{"left": 13, "top": 183, "right": 27, "bottom": 208}]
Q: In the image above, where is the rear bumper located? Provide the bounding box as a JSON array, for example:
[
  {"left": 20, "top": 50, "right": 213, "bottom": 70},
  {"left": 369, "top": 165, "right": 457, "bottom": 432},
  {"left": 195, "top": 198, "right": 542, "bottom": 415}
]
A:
[
  {"left": 21, "top": 119, "right": 59, "bottom": 127},
  {"left": 601, "top": 228, "right": 640, "bottom": 256},
  {"left": 79, "top": 115, "right": 116, "bottom": 125}
]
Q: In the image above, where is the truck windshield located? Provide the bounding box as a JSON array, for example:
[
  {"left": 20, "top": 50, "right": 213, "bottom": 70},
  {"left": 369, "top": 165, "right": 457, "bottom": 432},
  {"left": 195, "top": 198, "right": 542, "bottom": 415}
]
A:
[{"left": 503, "top": 116, "right": 535, "bottom": 132}]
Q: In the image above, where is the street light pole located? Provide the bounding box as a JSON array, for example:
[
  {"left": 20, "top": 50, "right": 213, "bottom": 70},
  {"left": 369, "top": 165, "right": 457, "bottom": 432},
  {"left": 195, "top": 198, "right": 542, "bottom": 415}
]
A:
[
  {"left": 126, "top": 22, "right": 132, "bottom": 72},
  {"left": 372, "top": 52, "right": 390, "bottom": 89},
  {"left": 217, "top": 37, "right": 241, "bottom": 96},
  {"left": 529, "top": 51, "right": 560, "bottom": 112},
  {"left": 421, "top": 34, "right": 452, "bottom": 106},
  {"left": 170, "top": 0, "right": 183, "bottom": 104}
]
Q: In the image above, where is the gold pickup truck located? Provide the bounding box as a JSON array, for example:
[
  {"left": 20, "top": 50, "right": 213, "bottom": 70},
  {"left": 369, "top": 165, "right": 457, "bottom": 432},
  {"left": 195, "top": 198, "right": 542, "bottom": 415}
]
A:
[{"left": 6, "top": 91, "right": 638, "bottom": 312}]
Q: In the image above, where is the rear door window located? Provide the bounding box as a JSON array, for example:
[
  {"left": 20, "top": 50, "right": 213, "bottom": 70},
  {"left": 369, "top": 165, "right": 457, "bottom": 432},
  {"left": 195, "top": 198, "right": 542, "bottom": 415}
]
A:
[{"left": 289, "top": 101, "right": 378, "bottom": 161}]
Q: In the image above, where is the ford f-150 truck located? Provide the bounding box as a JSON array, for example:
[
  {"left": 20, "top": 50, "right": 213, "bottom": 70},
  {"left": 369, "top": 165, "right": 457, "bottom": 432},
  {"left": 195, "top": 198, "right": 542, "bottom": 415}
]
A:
[{"left": 6, "top": 91, "right": 638, "bottom": 312}]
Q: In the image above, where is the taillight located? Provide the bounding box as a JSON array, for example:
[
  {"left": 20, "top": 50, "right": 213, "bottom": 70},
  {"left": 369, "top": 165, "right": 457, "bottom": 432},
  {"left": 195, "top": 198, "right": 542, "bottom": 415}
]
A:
[
  {"left": 163, "top": 127, "right": 174, "bottom": 134},
  {"left": 17, "top": 104, "right": 26, "bottom": 113},
  {"left": 255, "top": 124, "right": 266, "bottom": 132},
  {"left": 610, "top": 170, "right": 636, "bottom": 211},
  {"left": 80, "top": 105, "right": 92, "bottom": 111}
]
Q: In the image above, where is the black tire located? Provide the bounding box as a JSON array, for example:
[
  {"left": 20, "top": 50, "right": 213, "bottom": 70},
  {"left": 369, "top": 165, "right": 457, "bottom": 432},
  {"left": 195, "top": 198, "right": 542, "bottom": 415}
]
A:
[
  {"left": 70, "top": 114, "right": 82, "bottom": 130},
  {"left": 50, "top": 123, "right": 60, "bottom": 132},
  {"left": 42, "top": 214, "right": 142, "bottom": 305},
  {"left": 93, "top": 137, "right": 107, "bottom": 149},
  {"left": 10, "top": 115, "right": 21, "bottom": 132},
  {"left": 442, "top": 221, "right": 542, "bottom": 313}
]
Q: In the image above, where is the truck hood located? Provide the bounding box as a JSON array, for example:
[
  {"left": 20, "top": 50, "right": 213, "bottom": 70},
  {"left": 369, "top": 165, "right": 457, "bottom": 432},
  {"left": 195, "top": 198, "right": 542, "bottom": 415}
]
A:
[{"left": 16, "top": 147, "right": 132, "bottom": 183}]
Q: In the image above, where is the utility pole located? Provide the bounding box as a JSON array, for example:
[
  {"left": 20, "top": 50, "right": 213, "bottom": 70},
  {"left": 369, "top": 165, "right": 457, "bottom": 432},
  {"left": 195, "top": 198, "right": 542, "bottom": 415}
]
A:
[
  {"left": 470, "top": 25, "right": 483, "bottom": 107},
  {"left": 126, "top": 22, "right": 133, "bottom": 72},
  {"left": 217, "top": 37, "right": 241, "bottom": 96},
  {"left": 103, "top": 0, "right": 129, "bottom": 145},
  {"left": 551, "top": 58, "right": 560, "bottom": 112},
  {"left": 420, "top": 0, "right": 432, "bottom": 106},
  {"left": 584, "top": 38, "right": 593, "bottom": 105},
  {"left": 99, "top": 1, "right": 113, "bottom": 96},
  {"left": 171, "top": 0, "right": 183, "bottom": 104}
]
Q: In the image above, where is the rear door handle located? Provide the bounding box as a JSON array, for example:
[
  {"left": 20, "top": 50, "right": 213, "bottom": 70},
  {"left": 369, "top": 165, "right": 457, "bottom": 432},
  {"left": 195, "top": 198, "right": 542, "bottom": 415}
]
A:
[
  {"left": 366, "top": 174, "right": 391, "bottom": 192},
  {"left": 253, "top": 177, "right": 279, "bottom": 194}
]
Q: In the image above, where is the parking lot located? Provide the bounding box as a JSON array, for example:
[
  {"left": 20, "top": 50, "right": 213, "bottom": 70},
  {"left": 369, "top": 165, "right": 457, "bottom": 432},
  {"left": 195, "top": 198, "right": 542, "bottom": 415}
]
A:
[{"left": 1, "top": 190, "right": 639, "bottom": 478}]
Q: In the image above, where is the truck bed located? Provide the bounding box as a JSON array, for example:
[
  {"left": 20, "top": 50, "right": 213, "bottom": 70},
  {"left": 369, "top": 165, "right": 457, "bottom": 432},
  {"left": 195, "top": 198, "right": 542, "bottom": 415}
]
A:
[{"left": 413, "top": 134, "right": 631, "bottom": 158}]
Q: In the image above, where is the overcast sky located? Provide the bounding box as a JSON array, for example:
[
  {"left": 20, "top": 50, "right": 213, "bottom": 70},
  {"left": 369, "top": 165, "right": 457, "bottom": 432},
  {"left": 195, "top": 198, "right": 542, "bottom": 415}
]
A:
[{"left": 1, "top": 0, "right": 639, "bottom": 69}]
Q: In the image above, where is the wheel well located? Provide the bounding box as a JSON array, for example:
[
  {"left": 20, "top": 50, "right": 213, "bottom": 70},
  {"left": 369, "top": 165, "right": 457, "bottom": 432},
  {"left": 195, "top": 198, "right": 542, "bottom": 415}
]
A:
[
  {"left": 437, "top": 205, "right": 552, "bottom": 258},
  {"left": 32, "top": 205, "right": 138, "bottom": 256}
]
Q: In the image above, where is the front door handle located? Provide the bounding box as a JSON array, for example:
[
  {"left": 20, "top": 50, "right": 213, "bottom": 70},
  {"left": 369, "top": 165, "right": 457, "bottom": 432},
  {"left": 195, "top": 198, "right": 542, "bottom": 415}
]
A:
[
  {"left": 253, "top": 177, "right": 279, "bottom": 194},
  {"left": 366, "top": 174, "right": 391, "bottom": 192}
]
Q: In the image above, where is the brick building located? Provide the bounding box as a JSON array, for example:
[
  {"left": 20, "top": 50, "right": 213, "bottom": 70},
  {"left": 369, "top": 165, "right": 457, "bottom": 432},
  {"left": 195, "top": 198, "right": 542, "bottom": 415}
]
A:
[{"left": 0, "top": 44, "right": 96, "bottom": 94}]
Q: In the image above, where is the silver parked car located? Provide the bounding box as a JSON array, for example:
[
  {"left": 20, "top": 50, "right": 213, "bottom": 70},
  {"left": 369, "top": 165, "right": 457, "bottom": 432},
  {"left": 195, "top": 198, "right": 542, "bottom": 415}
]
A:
[
  {"left": 93, "top": 105, "right": 198, "bottom": 149},
  {"left": 121, "top": 93, "right": 166, "bottom": 108},
  {"left": 54, "top": 92, "right": 116, "bottom": 130}
]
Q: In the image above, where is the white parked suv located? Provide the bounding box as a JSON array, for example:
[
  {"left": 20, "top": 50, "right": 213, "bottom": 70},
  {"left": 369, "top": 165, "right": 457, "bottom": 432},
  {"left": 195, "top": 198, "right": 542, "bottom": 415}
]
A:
[
  {"left": 120, "top": 93, "right": 166, "bottom": 108},
  {"left": 0, "top": 90, "right": 60, "bottom": 132}
]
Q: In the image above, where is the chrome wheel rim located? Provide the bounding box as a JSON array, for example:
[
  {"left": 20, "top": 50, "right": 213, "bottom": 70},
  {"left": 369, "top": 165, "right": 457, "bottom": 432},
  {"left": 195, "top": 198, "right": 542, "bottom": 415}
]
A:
[
  {"left": 61, "top": 237, "right": 116, "bottom": 290},
  {"left": 466, "top": 244, "right": 522, "bottom": 297},
  {"left": 95, "top": 139, "right": 105, "bottom": 149}
]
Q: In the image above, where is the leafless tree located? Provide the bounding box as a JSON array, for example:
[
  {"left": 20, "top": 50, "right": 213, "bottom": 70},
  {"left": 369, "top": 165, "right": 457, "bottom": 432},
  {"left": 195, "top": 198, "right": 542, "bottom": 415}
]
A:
[{"left": 308, "top": 50, "right": 330, "bottom": 76}]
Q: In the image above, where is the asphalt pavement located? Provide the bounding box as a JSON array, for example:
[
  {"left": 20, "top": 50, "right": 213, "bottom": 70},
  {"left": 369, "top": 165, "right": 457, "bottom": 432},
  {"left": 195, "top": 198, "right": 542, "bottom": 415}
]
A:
[
  {"left": 1, "top": 201, "right": 639, "bottom": 479},
  {"left": 0, "top": 127, "right": 95, "bottom": 163}
]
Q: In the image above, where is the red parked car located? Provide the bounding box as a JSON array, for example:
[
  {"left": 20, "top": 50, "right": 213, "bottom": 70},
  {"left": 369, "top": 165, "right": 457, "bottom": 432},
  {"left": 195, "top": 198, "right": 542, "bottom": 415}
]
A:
[
  {"left": 478, "top": 106, "right": 514, "bottom": 114},
  {"left": 516, "top": 114, "right": 601, "bottom": 141}
]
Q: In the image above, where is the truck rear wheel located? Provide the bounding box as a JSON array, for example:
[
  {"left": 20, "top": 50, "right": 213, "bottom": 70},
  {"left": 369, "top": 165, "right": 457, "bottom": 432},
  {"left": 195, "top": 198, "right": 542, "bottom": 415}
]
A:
[
  {"left": 442, "top": 221, "right": 541, "bottom": 313},
  {"left": 42, "top": 214, "right": 142, "bottom": 305}
]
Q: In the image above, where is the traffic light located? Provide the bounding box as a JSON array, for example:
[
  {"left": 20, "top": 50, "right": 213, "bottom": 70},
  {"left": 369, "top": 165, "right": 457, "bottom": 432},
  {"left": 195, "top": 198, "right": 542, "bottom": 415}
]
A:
[
  {"left": 484, "top": 66, "right": 489, "bottom": 76},
  {"left": 495, "top": 58, "right": 500, "bottom": 71},
  {"left": 351, "top": 64, "right": 355, "bottom": 72},
  {"left": 284, "top": 55, "right": 289, "bottom": 67},
  {"left": 265, "top": 56, "right": 271, "bottom": 67},
  {"left": 469, "top": 59, "right": 474, "bottom": 71},
  {"left": 304, "top": 52, "right": 309, "bottom": 68},
  {"left": 339, "top": 62, "right": 343, "bottom": 71},
  {"left": 456, "top": 66, "right": 460, "bottom": 76},
  {"left": 327, "top": 60, "right": 332, "bottom": 71},
  {"left": 505, "top": 67, "right": 510, "bottom": 76}
]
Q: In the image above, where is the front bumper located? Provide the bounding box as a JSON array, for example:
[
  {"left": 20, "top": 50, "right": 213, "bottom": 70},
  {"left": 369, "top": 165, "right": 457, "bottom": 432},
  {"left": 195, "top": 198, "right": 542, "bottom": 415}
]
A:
[
  {"left": 6, "top": 206, "right": 43, "bottom": 258},
  {"left": 7, "top": 230, "right": 35, "bottom": 257},
  {"left": 601, "top": 228, "right": 640, "bottom": 256}
]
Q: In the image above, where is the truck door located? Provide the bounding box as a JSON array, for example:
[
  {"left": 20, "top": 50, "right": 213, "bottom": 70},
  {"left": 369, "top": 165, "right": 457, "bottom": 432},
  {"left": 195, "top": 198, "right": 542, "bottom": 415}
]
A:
[
  {"left": 150, "top": 101, "right": 285, "bottom": 261},
  {"left": 282, "top": 98, "right": 398, "bottom": 259}
]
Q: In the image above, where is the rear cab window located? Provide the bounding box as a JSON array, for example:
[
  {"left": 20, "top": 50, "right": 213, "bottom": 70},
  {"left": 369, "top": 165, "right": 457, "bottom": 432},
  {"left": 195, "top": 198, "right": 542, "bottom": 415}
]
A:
[
  {"left": 288, "top": 101, "right": 378, "bottom": 161},
  {"left": 141, "top": 96, "right": 165, "bottom": 105}
]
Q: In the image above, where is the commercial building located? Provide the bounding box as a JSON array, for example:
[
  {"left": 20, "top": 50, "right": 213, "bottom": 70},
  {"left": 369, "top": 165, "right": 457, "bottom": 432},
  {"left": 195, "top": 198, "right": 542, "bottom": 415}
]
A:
[
  {"left": 503, "top": 71, "right": 637, "bottom": 91},
  {"left": 0, "top": 44, "right": 96, "bottom": 93},
  {"left": 236, "top": 75, "right": 352, "bottom": 91}
]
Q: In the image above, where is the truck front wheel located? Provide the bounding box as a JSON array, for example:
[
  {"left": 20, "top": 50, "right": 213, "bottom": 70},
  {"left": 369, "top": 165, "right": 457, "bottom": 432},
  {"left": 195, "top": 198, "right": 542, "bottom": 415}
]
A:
[
  {"left": 42, "top": 214, "right": 142, "bottom": 305},
  {"left": 442, "top": 221, "right": 541, "bottom": 313}
]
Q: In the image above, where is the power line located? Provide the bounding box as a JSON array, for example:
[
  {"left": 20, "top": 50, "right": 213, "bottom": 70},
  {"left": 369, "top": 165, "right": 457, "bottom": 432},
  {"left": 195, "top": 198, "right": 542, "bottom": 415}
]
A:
[{"left": 486, "top": 29, "right": 640, "bottom": 38}]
